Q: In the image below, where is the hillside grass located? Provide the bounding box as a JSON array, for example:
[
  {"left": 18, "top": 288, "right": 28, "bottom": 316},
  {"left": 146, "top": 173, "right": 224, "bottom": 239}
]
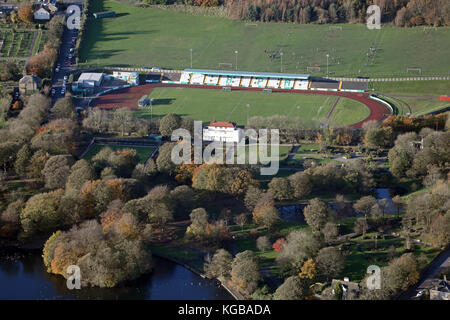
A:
[{"left": 79, "top": 0, "right": 450, "bottom": 77}]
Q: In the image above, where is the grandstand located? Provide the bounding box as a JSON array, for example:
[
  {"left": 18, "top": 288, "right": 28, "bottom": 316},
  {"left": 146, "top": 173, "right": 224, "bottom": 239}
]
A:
[
  {"left": 176, "top": 69, "right": 311, "bottom": 91},
  {"left": 171, "top": 69, "right": 366, "bottom": 93}
]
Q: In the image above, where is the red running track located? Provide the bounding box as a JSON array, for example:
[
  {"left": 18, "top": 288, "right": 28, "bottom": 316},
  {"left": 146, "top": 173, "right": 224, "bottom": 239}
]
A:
[{"left": 91, "top": 83, "right": 392, "bottom": 128}]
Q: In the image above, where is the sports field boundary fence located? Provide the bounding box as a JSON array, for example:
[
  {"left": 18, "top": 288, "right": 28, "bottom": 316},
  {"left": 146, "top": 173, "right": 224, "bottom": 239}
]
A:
[{"left": 329, "top": 76, "right": 450, "bottom": 82}]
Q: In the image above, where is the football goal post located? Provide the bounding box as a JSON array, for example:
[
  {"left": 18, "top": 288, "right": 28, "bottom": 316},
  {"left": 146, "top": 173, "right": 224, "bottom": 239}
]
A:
[
  {"left": 407, "top": 67, "right": 422, "bottom": 74},
  {"left": 329, "top": 26, "right": 343, "bottom": 31},
  {"left": 245, "top": 23, "right": 258, "bottom": 27},
  {"left": 307, "top": 66, "right": 321, "bottom": 73},
  {"left": 219, "top": 62, "right": 233, "bottom": 69}
]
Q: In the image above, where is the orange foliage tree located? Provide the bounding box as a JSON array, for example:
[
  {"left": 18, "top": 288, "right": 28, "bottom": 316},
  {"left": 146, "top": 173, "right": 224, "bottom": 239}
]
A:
[{"left": 18, "top": 5, "right": 34, "bottom": 23}]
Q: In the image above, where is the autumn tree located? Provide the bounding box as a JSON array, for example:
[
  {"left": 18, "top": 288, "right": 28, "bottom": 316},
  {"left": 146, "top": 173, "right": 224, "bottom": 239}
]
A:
[
  {"left": 354, "top": 217, "right": 369, "bottom": 235},
  {"left": 233, "top": 213, "right": 248, "bottom": 230},
  {"left": 288, "top": 171, "right": 312, "bottom": 199},
  {"left": 159, "top": 113, "right": 181, "bottom": 137},
  {"left": 186, "top": 208, "right": 209, "bottom": 240},
  {"left": 322, "top": 222, "right": 338, "bottom": 243},
  {"left": 303, "top": 198, "right": 329, "bottom": 232},
  {"left": 353, "top": 196, "right": 377, "bottom": 218},
  {"left": 231, "top": 250, "right": 260, "bottom": 294},
  {"left": 273, "top": 276, "right": 308, "bottom": 300},
  {"left": 315, "top": 247, "right": 345, "bottom": 281},
  {"left": 204, "top": 249, "right": 233, "bottom": 279},
  {"left": 42, "top": 155, "right": 74, "bottom": 190},
  {"left": 299, "top": 258, "right": 317, "bottom": 280},
  {"left": 18, "top": 5, "right": 34, "bottom": 24},
  {"left": 256, "top": 236, "right": 271, "bottom": 252}
]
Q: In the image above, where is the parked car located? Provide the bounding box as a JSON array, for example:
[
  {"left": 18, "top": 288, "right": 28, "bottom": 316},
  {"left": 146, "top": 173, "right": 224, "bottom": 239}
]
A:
[
  {"left": 64, "top": 75, "right": 68, "bottom": 81},
  {"left": 50, "top": 88, "right": 56, "bottom": 97},
  {"left": 55, "top": 67, "right": 59, "bottom": 73},
  {"left": 68, "top": 54, "right": 72, "bottom": 59}
]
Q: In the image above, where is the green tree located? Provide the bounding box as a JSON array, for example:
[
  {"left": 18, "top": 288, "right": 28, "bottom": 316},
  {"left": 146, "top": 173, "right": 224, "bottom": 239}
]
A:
[
  {"left": 268, "top": 177, "right": 292, "bottom": 200},
  {"left": 20, "top": 189, "right": 63, "bottom": 236},
  {"left": 14, "top": 144, "right": 32, "bottom": 177}
]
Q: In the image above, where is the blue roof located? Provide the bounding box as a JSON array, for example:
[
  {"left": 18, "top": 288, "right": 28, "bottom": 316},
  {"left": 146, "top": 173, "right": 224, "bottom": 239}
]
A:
[{"left": 184, "top": 69, "right": 310, "bottom": 80}]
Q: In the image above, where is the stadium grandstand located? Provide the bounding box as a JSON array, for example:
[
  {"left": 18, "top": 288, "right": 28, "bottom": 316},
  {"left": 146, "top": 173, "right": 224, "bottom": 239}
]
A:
[{"left": 178, "top": 69, "right": 311, "bottom": 91}]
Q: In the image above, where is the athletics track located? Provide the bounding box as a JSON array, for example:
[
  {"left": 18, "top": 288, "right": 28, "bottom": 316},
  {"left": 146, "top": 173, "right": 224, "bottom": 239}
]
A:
[{"left": 91, "top": 83, "right": 393, "bottom": 128}]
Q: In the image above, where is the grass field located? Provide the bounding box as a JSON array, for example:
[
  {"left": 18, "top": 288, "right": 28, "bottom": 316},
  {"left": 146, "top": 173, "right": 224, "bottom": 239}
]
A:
[
  {"left": 80, "top": 0, "right": 450, "bottom": 77},
  {"left": 329, "top": 99, "right": 371, "bottom": 127},
  {"left": 83, "top": 144, "right": 156, "bottom": 162},
  {"left": 134, "top": 87, "right": 368, "bottom": 127},
  {"left": 371, "top": 81, "right": 450, "bottom": 115}
]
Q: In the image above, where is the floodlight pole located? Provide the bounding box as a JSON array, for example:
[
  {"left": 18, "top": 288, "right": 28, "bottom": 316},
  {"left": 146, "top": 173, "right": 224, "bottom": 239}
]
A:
[
  {"left": 235, "top": 50, "right": 238, "bottom": 71},
  {"left": 150, "top": 99, "right": 154, "bottom": 121},
  {"left": 190, "top": 48, "right": 193, "bottom": 68},
  {"left": 326, "top": 54, "right": 329, "bottom": 76},
  {"left": 247, "top": 104, "right": 250, "bottom": 125},
  {"left": 280, "top": 52, "right": 283, "bottom": 73}
]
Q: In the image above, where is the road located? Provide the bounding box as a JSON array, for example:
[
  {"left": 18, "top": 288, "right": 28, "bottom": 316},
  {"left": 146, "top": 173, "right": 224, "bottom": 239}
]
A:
[
  {"left": 399, "top": 245, "right": 450, "bottom": 300},
  {"left": 51, "top": 2, "right": 83, "bottom": 104}
]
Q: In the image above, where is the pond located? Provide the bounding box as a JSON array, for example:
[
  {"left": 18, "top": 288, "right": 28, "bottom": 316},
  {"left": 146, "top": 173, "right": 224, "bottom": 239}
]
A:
[
  {"left": 277, "top": 204, "right": 306, "bottom": 223},
  {"left": 0, "top": 249, "right": 232, "bottom": 300}
]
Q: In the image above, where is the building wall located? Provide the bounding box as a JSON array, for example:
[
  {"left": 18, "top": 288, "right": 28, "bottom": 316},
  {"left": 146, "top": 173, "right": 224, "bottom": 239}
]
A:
[{"left": 203, "top": 126, "right": 242, "bottom": 143}]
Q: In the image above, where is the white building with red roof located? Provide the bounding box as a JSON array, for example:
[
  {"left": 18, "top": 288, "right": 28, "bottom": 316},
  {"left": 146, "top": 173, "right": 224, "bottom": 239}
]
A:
[{"left": 203, "top": 121, "right": 243, "bottom": 143}]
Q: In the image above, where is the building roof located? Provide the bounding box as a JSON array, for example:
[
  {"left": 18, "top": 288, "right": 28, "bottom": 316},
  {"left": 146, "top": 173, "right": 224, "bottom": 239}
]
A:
[
  {"left": 34, "top": 7, "right": 50, "bottom": 16},
  {"left": 78, "top": 73, "right": 104, "bottom": 82},
  {"left": 208, "top": 121, "right": 236, "bottom": 128},
  {"left": 432, "top": 280, "right": 450, "bottom": 293},
  {"left": 184, "top": 69, "right": 310, "bottom": 80}
]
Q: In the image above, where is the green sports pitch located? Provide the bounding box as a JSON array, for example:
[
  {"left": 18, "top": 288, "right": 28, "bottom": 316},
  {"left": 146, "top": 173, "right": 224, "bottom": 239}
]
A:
[
  {"left": 134, "top": 87, "right": 370, "bottom": 127},
  {"left": 80, "top": 0, "right": 450, "bottom": 77}
]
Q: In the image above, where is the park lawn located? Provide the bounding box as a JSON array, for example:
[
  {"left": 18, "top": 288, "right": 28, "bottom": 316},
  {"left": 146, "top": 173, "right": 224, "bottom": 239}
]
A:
[
  {"left": 135, "top": 87, "right": 368, "bottom": 127},
  {"left": 293, "top": 154, "right": 339, "bottom": 164},
  {"left": 83, "top": 144, "right": 156, "bottom": 162},
  {"left": 341, "top": 233, "right": 439, "bottom": 281},
  {"left": 296, "top": 143, "right": 320, "bottom": 154},
  {"left": 79, "top": 0, "right": 450, "bottom": 77},
  {"left": 231, "top": 220, "right": 308, "bottom": 269},
  {"left": 328, "top": 98, "right": 370, "bottom": 127}
]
